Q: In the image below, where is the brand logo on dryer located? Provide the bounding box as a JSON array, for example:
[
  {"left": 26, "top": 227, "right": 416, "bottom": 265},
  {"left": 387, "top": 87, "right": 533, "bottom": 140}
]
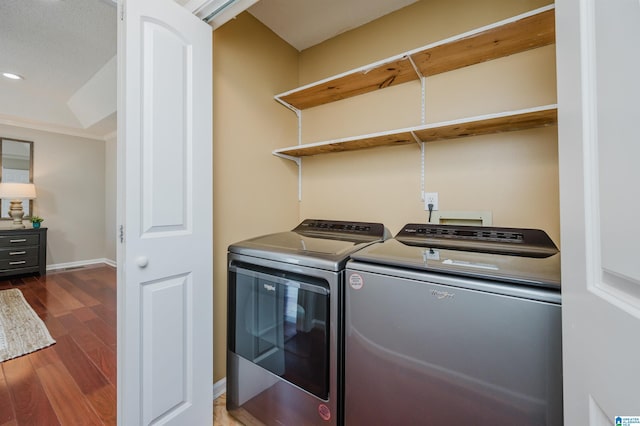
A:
[
  {"left": 263, "top": 284, "right": 276, "bottom": 292},
  {"left": 431, "top": 289, "right": 455, "bottom": 300}
]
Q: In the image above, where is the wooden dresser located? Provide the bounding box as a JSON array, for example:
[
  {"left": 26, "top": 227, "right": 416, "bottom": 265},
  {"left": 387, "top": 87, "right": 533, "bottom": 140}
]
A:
[{"left": 0, "top": 227, "right": 47, "bottom": 278}]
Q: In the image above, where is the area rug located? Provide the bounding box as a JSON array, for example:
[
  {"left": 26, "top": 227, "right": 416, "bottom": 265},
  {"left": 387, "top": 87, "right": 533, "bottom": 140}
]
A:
[{"left": 0, "top": 288, "right": 55, "bottom": 362}]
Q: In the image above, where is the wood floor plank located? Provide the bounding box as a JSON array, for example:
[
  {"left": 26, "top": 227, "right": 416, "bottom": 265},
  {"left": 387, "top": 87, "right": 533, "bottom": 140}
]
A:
[
  {"left": 88, "top": 287, "right": 116, "bottom": 310},
  {"left": 73, "top": 306, "right": 100, "bottom": 322},
  {"left": 87, "top": 385, "right": 117, "bottom": 426},
  {"left": 64, "top": 316, "right": 117, "bottom": 385},
  {"left": 57, "top": 312, "right": 86, "bottom": 333},
  {"left": 64, "top": 320, "right": 102, "bottom": 351},
  {"left": 85, "top": 317, "right": 117, "bottom": 349},
  {"left": 35, "top": 360, "right": 103, "bottom": 425},
  {"left": 27, "top": 345, "right": 62, "bottom": 371},
  {"left": 84, "top": 344, "right": 117, "bottom": 386},
  {"left": 0, "top": 367, "right": 16, "bottom": 425},
  {"left": 91, "top": 304, "right": 116, "bottom": 328},
  {"left": 77, "top": 286, "right": 115, "bottom": 313},
  {"left": 38, "top": 312, "right": 68, "bottom": 339},
  {"left": 27, "top": 283, "right": 70, "bottom": 317},
  {"left": 62, "top": 274, "right": 112, "bottom": 302},
  {"left": 18, "top": 286, "right": 48, "bottom": 315},
  {"left": 54, "top": 275, "right": 102, "bottom": 307},
  {"left": 40, "top": 278, "right": 86, "bottom": 311},
  {"left": 81, "top": 267, "right": 116, "bottom": 285},
  {"left": 2, "top": 356, "right": 61, "bottom": 425},
  {"left": 214, "top": 394, "right": 252, "bottom": 425},
  {"left": 53, "top": 334, "right": 109, "bottom": 395}
]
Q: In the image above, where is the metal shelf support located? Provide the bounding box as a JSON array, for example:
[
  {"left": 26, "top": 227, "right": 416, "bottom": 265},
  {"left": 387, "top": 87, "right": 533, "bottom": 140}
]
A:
[{"left": 272, "top": 99, "right": 304, "bottom": 201}]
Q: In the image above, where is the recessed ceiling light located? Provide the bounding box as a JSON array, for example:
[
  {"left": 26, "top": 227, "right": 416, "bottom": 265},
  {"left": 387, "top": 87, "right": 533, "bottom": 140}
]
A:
[{"left": 2, "top": 72, "right": 24, "bottom": 80}]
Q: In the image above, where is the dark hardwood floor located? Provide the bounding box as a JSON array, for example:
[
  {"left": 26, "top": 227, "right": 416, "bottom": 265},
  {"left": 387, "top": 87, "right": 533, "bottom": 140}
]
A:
[
  {"left": 0, "top": 265, "right": 247, "bottom": 426},
  {"left": 0, "top": 265, "right": 117, "bottom": 426}
]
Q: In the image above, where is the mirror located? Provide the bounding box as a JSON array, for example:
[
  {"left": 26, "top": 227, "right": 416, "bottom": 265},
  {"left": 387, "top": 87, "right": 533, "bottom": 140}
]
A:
[{"left": 0, "top": 138, "right": 34, "bottom": 219}]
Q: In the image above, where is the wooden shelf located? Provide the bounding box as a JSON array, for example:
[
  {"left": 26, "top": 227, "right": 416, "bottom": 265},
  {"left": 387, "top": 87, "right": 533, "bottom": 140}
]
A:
[
  {"left": 275, "top": 5, "right": 555, "bottom": 110},
  {"left": 273, "top": 105, "right": 557, "bottom": 158}
]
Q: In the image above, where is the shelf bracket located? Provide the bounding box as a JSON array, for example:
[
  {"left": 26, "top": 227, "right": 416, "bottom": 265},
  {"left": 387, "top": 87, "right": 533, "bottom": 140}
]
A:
[
  {"left": 272, "top": 152, "right": 301, "bottom": 163},
  {"left": 274, "top": 96, "right": 300, "bottom": 116},
  {"left": 273, "top": 96, "right": 304, "bottom": 200},
  {"left": 407, "top": 55, "right": 426, "bottom": 124},
  {"left": 410, "top": 131, "right": 422, "bottom": 147},
  {"left": 407, "top": 54, "right": 422, "bottom": 79}
]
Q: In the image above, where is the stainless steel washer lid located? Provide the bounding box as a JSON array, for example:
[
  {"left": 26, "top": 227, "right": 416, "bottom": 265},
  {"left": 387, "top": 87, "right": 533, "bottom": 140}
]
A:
[
  {"left": 228, "top": 219, "right": 388, "bottom": 271},
  {"left": 350, "top": 224, "right": 561, "bottom": 289}
]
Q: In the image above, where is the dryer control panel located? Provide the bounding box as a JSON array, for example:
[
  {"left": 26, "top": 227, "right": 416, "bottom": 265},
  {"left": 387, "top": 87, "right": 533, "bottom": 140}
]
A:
[
  {"left": 294, "top": 219, "right": 387, "bottom": 240},
  {"left": 396, "top": 224, "right": 559, "bottom": 258}
]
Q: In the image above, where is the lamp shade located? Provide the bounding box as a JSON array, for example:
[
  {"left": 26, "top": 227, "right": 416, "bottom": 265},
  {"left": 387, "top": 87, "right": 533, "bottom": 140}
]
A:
[{"left": 0, "top": 183, "right": 37, "bottom": 199}]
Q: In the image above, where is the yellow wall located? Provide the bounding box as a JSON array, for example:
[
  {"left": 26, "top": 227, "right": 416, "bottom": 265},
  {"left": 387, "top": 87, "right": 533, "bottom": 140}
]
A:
[
  {"left": 212, "top": 0, "right": 559, "bottom": 380},
  {"left": 298, "top": 0, "right": 559, "bottom": 240},
  {"left": 212, "top": 13, "right": 299, "bottom": 380}
]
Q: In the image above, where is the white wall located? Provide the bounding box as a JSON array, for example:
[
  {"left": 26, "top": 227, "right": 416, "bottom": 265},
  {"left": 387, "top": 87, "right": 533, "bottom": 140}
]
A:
[
  {"left": 0, "top": 124, "right": 107, "bottom": 266},
  {"left": 105, "top": 132, "right": 116, "bottom": 263}
]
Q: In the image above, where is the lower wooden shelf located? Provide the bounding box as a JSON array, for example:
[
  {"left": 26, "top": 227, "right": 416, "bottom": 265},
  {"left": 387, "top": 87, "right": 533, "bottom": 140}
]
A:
[{"left": 272, "top": 104, "right": 557, "bottom": 158}]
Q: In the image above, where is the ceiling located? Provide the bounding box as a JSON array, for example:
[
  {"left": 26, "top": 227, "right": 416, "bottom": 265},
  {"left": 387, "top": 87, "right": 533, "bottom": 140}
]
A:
[
  {"left": 0, "top": 0, "right": 117, "bottom": 139},
  {"left": 0, "top": 0, "right": 416, "bottom": 140},
  {"left": 248, "top": 0, "right": 417, "bottom": 51}
]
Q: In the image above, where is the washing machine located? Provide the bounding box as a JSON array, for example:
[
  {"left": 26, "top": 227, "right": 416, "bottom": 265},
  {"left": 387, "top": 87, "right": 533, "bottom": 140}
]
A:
[{"left": 344, "top": 223, "right": 563, "bottom": 425}]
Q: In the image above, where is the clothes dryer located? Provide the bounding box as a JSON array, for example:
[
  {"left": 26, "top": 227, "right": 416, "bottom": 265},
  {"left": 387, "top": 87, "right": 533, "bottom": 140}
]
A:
[{"left": 227, "top": 219, "right": 388, "bottom": 425}]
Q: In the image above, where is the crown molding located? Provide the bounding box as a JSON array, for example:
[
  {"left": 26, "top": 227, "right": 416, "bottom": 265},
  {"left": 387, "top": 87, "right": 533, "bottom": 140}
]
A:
[{"left": 0, "top": 114, "right": 107, "bottom": 141}]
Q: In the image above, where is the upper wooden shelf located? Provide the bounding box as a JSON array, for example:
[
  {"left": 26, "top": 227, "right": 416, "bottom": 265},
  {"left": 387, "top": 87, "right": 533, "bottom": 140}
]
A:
[
  {"left": 272, "top": 105, "right": 557, "bottom": 158},
  {"left": 275, "top": 5, "right": 555, "bottom": 110}
]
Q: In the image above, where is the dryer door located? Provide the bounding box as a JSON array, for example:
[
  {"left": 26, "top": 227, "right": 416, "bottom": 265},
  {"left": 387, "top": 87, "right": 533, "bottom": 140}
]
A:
[{"left": 229, "top": 264, "right": 330, "bottom": 399}]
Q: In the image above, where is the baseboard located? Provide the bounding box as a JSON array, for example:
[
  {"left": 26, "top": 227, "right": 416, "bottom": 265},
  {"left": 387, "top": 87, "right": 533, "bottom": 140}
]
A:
[
  {"left": 47, "top": 258, "right": 115, "bottom": 271},
  {"left": 101, "top": 258, "right": 117, "bottom": 268},
  {"left": 213, "top": 377, "right": 226, "bottom": 400}
]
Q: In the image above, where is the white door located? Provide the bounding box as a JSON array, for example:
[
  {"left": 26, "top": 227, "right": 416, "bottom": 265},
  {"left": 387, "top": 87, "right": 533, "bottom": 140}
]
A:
[
  {"left": 117, "top": 0, "right": 213, "bottom": 424},
  {"left": 556, "top": 0, "right": 640, "bottom": 424}
]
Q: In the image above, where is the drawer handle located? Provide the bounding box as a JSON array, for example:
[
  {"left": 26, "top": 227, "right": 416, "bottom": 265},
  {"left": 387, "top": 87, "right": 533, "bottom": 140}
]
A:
[
  {"left": 9, "top": 239, "right": 27, "bottom": 243},
  {"left": 9, "top": 261, "right": 26, "bottom": 265},
  {"left": 9, "top": 251, "right": 26, "bottom": 256}
]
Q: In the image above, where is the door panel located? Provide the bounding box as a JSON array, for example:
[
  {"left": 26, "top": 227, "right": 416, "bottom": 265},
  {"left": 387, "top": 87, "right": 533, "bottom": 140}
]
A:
[
  {"left": 141, "top": 274, "right": 191, "bottom": 422},
  {"left": 117, "top": 0, "right": 212, "bottom": 424},
  {"left": 141, "top": 20, "right": 189, "bottom": 232},
  {"left": 593, "top": 0, "right": 640, "bottom": 305},
  {"left": 556, "top": 0, "right": 640, "bottom": 423}
]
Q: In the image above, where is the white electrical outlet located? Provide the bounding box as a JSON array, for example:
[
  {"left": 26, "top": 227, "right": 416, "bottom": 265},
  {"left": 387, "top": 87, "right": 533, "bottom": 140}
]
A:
[{"left": 424, "top": 192, "right": 439, "bottom": 211}]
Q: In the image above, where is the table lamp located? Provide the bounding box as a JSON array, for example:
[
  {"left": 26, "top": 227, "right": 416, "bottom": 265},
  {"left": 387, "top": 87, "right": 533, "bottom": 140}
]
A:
[{"left": 0, "top": 183, "right": 37, "bottom": 229}]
